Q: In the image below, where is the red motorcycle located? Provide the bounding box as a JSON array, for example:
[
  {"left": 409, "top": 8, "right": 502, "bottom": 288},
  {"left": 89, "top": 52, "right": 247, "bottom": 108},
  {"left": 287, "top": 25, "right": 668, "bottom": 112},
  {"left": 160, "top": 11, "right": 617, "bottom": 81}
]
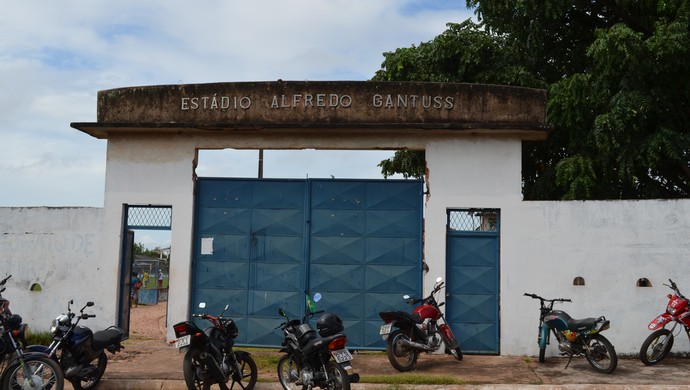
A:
[
  {"left": 640, "top": 279, "right": 690, "bottom": 365},
  {"left": 379, "top": 277, "right": 462, "bottom": 371}
]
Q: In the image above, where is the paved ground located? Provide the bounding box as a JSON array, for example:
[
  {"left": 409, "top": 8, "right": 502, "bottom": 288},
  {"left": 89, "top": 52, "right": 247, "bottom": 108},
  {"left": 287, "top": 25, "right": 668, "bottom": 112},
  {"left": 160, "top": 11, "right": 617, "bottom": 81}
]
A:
[{"left": 86, "top": 303, "right": 690, "bottom": 389}]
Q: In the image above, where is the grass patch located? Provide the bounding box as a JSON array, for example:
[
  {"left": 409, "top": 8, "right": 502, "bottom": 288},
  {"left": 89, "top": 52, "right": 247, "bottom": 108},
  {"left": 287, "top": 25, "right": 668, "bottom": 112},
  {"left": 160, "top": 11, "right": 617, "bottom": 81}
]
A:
[
  {"left": 360, "top": 373, "right": 465, "bottom": 385},
  {"left": 238, "top": 348, "right": 466, "bottom": 386},
  {"left": 27, "top": 330, "right": 53, "bottom": 346},
  {"left": 249, "top": 351, "right": 282, "bottom": 372}
]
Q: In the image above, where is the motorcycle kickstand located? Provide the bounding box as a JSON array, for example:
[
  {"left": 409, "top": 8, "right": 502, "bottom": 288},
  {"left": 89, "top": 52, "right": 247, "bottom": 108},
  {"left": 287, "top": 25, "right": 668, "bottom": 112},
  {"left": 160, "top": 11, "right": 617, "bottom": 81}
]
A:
[{"left": 564, "top": 355, "right": 574, "bottom": 369}]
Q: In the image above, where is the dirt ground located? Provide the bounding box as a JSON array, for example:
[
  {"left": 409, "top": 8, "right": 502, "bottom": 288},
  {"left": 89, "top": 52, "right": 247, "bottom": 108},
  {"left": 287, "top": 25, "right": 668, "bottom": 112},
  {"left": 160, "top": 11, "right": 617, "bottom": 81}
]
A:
[
  {"left": 103, "top": 302, "right": 500, "bottom": 383},
  {"left": 99, "top": 303, "right": 690, "bottom": 388}
]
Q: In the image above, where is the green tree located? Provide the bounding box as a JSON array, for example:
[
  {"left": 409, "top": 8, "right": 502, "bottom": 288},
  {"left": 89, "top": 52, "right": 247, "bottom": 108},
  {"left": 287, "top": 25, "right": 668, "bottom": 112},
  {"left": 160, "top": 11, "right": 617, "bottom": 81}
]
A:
[
  {"left": 377, "top": 2, "right": 690, "bottom": 199},
  {"left": 133, "top": 242, "right": 160, "bottom": 258},
  {"left": 374, "top": 20, "right": 544, "bottom": 179}
]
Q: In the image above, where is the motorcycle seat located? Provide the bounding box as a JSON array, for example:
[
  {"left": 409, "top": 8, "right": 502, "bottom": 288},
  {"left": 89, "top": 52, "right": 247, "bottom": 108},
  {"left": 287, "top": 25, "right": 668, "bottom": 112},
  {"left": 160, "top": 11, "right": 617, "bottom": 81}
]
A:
[
  {"left": 93, "top": 326, "right": 125, "bottom": 350},
  {"left": 303, "top": 332, "right": 346, "bottom": 355},
  {"left": 379, "top": 310, "right": 423, "bottom": 324},
  {"left": 567, "top": 317, "right": 598, "bottom": 331}
]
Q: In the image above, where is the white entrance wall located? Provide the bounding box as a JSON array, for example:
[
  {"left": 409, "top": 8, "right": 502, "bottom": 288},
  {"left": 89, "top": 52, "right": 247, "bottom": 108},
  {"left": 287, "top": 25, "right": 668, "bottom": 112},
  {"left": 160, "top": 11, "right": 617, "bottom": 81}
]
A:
[
  {"left": 2, "top": 133, "right": 689, "bottom": 356},
  {"left": 103, "top": 134, "right": 197, "bottom": 340}
]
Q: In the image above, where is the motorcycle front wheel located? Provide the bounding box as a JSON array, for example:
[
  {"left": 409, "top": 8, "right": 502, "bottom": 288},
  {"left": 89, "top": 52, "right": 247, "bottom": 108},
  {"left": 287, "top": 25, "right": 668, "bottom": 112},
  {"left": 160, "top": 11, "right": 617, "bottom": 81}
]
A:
[
  {"left": 584, "top": 334, "right": 618, "bottom": 374},
  {"left": 386, "top": 329, "right": 418, "bottom": 372},
  {"left": 1, "top": 356, "right": 64, "bottom": 390},
  {"left": 440, "top": 332, "right": 463, "bottom": 361},
  {"left": 277, "top": 355, "right": 302, "bottom": 390},
  {"left": 640, "top": 328, "right": 674, "bottom": 365},
  {"left": 69, "top": 352, "right": 107, "bottom": 390}
]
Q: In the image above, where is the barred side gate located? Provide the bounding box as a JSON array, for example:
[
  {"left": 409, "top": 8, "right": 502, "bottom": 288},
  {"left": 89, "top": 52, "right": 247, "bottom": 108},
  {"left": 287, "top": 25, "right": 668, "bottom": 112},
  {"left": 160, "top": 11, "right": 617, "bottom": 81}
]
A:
[{"left": 119, "top": 205, "right": 172, "bottom": 335}]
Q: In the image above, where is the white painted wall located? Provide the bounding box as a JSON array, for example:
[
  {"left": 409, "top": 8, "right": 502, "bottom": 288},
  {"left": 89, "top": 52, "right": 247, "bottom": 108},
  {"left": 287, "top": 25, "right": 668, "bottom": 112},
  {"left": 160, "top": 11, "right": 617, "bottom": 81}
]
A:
[
  {"left": 0, "top": 207, "right": 109, "bottom": 331},
  {"left": 2, "top": 134, "right": 689, "bottom": 358},
  {"left": 425, "top": 137, "right": 690, "bottom": 356},
  {"left": 503, "top": 200, "right": 690, "bottom": 357}
]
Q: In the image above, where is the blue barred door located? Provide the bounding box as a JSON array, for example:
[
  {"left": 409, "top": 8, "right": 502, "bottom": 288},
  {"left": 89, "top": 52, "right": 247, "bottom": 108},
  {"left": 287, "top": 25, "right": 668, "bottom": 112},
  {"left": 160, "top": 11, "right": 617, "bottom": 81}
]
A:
[
  {"left": 446, "top": 209, "right": 500, "bottom": 354},
  {"left": 192, "top": 178, "right": 423, "bottom": 348}
]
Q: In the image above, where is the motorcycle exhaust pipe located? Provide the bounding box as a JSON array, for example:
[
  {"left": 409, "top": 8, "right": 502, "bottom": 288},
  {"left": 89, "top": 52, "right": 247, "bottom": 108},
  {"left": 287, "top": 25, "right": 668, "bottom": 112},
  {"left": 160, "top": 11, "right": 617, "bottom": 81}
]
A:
[
  {"left": 398, "top": 338, "right": 434, "bottom": 352},
  {"left": 349, "top": 373, "right": 360, "bottom": 383},
  {"left": 200, "top": 352, "right": 226, "bottom": 383}
]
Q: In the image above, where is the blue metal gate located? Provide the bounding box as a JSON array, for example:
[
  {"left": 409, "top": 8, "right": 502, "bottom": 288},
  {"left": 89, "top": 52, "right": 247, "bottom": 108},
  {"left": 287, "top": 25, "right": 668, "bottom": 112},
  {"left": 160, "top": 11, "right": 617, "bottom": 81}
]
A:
[
  {"left": 192, "top": 178, "right": 423, "bottom": 349},
  {"left": 446, "top": 209, "right": 500, "bottom": 354}
]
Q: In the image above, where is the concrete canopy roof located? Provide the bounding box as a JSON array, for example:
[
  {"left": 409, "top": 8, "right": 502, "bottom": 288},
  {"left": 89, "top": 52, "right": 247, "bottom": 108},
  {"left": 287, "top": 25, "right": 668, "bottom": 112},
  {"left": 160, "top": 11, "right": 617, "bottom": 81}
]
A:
[{"left": 71, "top": 81, "right": 550, "bottom": 141}]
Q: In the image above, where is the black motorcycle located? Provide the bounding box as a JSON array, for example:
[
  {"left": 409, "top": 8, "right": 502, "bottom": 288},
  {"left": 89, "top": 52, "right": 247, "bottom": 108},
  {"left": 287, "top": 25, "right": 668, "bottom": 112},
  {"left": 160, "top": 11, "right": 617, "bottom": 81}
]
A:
[
  {"left": 524, "top": 292, "right": 617, "bottom": 374},
  {"left": 276, "top": 293, "right": 359, "bottom": 390},
  {"left": 28, "top": 299, "right": 126, "bottom": 389},
  {"left": 172, "top": 302, "right": 257, "bottom": 390},
  {"left": 0, "top": 275, "right": 64, "bottom": 389}
]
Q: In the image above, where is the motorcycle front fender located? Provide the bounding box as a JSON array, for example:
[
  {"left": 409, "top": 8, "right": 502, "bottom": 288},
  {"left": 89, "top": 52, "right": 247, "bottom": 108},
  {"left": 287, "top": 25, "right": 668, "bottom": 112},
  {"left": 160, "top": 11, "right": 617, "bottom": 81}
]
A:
[
  {"left": 7, "top": 351, "right": 55, "bottom": 365},
  {"left": 648, "top": 313, "right": 672, "bottom": 330},
  {"left": 539, "top": 323, "right": 550, "bottom": 349},
  {"left": 438, "top": 324, "right": 459, "bottom": 349},
  {"left": 25, "top": 344, "right": 52, "bottom": 355}
]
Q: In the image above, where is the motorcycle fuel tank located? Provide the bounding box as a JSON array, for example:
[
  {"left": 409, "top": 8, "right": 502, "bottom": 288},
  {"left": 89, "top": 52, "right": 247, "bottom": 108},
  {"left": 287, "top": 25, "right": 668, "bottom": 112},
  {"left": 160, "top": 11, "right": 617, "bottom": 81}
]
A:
[
  {"left": 544, "top": 310, "right": 571, "bottom": 331},
  {"left": 413, "top": 304, "right": 440, "bottom": 321},
  {"left": 70, "top": 325, "right": 94, "bottom": 349}
]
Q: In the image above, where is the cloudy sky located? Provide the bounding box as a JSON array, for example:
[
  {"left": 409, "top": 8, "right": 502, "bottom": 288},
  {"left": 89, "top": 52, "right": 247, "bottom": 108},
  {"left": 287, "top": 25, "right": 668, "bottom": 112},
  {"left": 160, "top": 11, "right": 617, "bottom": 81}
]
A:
[{"left": 1, "top": 1, "right": 474, "bottom": 212}]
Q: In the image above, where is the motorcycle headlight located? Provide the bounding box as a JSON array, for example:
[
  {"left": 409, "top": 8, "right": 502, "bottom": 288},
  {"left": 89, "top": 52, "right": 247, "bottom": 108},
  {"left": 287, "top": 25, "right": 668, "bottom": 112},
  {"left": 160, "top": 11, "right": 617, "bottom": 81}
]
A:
[
  {"left": 50, "top": 314, "right": 69, "bottom": 335},
  {"left": 668, "top": 304, "right": 679, "bottom": 315},
  {"left": 50, "top": 318, "right": 58, "bottom": 334}
]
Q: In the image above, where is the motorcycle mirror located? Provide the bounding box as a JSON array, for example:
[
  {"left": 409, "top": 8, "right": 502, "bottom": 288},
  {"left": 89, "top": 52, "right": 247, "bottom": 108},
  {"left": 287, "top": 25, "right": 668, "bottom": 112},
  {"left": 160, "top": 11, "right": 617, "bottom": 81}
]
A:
[
  {"left": 278, "top": 308, "right": 286, "bottom": 317},
  {"left": 69, "top": 299, "right": 74, "bottom": 305},
  {"left": 224, "top": 304, "right": 229, "bottom": 311},
  {"left": 313, "top": 293, "right": 322, "bottom": 303},
  {"left": 403, "top": 294, "right": 410, "bottom": 299},
  {"left": 86, "top": 302, "right": 94, "bottom": 307},
  {"left": 198, "top": 302, "right": 206, "bottom": 309},
  {"left": 436, "top": 276, "right": 443, "bottom": 283}
]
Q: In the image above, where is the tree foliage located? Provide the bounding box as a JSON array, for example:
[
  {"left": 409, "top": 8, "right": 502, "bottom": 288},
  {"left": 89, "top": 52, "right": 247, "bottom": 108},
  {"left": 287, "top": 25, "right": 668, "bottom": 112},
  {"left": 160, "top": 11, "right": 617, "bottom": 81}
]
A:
[
  {"left": 134, "top": 242, "right": 161, "bottom": 258},
  {"left": 376, "top": 1, "right": 690, "bottom": 199}
]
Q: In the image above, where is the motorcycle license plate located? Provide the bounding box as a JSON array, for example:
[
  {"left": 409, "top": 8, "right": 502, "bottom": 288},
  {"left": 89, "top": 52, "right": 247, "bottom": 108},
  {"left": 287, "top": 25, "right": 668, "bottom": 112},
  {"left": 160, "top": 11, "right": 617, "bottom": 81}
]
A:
[
  {"left": 331, "top": 348, "right": 353, "bottom": 364},
  {"left": 380, "top": 323, "right": 392, "bottom": 335},
  {"left": 174, "top": 335, "right": 190, "bottom": 349}
]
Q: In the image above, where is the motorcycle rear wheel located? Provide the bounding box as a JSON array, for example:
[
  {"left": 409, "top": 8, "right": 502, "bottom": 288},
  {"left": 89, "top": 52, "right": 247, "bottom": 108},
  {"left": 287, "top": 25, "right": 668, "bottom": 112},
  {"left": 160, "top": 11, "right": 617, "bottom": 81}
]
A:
[
  {"left": 277, "top": 355, "right": 302, "bottom": 390},
  {"left": 386, "top": 330, "right": 418, "bottom": 372},
  {"left": 183, "top": 349, "right": 208, "bottom": 390},
  {"left": 584, "top": 334, "right": 617, "bottom": 374},
  {"left": 322, "top": 361, "right": 350, "bottom": 390},
  {"left": 1, "top": 355, "right": 64, "bottom": 390},
  {"left": 183, "top": 349, "right": 257, "bottom": 390},
  {"left": 69, "top": 352, "right": 107, "bottom": 390},
  {"left": 640, "top": 328, "right": 674, "bottom": 365}
]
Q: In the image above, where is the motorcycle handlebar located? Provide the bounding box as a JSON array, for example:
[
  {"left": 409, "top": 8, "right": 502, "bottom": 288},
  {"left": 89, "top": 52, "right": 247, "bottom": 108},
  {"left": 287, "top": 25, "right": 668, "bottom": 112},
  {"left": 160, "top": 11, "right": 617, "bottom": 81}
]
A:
[
  {"left": 666, "top": 279, "right": 686, "bottom": 299},
  {"left": 0, "top": 275, "right": 11, "bottom": 286},
  {"left": 524, "top": 292, "right": 572, "bottom": 302}
]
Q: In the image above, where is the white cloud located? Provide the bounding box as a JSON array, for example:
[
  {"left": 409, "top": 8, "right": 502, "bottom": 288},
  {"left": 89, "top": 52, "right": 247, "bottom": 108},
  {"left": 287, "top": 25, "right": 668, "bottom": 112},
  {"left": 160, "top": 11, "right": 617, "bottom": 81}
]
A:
[{"left": 0, "top": 1, "right": 473, "bottom": 207}]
